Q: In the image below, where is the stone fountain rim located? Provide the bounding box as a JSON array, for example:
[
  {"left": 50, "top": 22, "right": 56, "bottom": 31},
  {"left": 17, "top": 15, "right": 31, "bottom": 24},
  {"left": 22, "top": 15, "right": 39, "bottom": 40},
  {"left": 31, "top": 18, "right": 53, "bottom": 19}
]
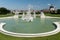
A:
[{"left": 0, "top": 16, "right": 60, "bottom": 37}]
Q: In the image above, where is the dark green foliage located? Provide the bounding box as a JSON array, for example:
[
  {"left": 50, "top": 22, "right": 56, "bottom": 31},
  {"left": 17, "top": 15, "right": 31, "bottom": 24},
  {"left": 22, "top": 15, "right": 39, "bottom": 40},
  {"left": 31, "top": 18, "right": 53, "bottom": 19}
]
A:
[
  {"left": 57, "top": 9, "right": 60, "bottom": 14},
  {"left": 36, "top": 11, "right": 40, "bottom": 14},
  {"left": 19, "top": 13, "right": 23, "bottom": 15},
  {"left": 0, "top": 7, "right": 11, "bottom": 15},
  {"left": 31, "top": 12, "right": 34, "bottom": 14}
]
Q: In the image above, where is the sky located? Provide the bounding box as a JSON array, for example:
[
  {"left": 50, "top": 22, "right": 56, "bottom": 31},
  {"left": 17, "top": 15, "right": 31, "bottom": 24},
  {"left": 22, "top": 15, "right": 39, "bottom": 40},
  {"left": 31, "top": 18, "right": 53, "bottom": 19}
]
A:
[{"left": 0, "top": 0, "right": 60, "bottom": 10}]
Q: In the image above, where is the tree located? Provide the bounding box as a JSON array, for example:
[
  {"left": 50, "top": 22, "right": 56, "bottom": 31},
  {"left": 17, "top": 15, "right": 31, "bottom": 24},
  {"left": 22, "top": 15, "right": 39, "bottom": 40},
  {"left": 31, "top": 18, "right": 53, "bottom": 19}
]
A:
[
  {"left": 57, "top": 9, "right": 60, "bottom": 14},
  {"left": 36, "top": 11, "right": 40, "bottom": 14},
  {"left": 0, "top": 7, "right": 11, "bottom": 15}
]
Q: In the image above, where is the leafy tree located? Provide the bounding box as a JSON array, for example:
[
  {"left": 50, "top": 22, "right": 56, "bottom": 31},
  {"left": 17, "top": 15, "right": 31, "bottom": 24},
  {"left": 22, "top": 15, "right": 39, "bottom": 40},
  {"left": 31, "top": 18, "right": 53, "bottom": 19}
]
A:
[
  {"left": 0, "top": 7, "right": 11, "bottom": 15},
  {"left": 36, "top": 11, "right": 40, "bottom": 14},
  {"left": 57, "top": 9, "right": 60, "bottom": 14}
]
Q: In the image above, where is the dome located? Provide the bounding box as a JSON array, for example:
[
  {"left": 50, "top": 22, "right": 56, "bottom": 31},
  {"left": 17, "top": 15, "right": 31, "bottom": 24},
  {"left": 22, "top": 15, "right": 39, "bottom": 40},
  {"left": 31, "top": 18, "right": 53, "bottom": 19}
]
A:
[{"left": 50, "top": 5, "right": 54, "bottom": 8}]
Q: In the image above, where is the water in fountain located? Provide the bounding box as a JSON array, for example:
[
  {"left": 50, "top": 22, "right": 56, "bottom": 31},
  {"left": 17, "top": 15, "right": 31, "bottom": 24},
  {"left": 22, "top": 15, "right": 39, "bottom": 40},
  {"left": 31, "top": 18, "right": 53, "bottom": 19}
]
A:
[
  {"left": 40, "top": 12, "right": 45, "bottom": 18},
  {"left": 33, "top": 11, "right": 36, "bottom": 18},
  {"left": 14, "top": 11, "right": 19, "bottom": 19},
  {"left": 21, "top": 12, "right": 25, "bottom": 20}
]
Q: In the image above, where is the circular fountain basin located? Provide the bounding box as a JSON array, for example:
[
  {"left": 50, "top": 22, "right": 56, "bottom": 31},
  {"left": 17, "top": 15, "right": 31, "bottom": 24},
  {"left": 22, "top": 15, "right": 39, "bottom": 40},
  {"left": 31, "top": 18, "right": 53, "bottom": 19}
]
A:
[{"left": 0, "top": 17, "right": 60, "bottom": 37}]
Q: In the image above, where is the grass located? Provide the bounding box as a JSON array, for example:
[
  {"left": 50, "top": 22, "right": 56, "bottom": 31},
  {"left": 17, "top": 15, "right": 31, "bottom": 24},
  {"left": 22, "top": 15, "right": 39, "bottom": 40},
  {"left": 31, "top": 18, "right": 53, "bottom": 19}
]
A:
[
  {"left": 0, "top": 32, "right": 60, "bottom": 40},
  {"left": 45, "top": 13, "right": 60, "bottom": 17},
  {"left": 0, "top": 14, "right": 14, "bottom": 17}
]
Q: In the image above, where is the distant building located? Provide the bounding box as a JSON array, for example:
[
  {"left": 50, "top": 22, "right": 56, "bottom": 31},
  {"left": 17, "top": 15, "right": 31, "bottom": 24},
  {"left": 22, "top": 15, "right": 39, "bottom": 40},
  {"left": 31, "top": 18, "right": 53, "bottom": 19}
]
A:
[
  {"left": 49, "top": 4, "right": 56, "bottom": 13},
  {"left": 41, "top": 9, "right": 50, "bottom": 13}
]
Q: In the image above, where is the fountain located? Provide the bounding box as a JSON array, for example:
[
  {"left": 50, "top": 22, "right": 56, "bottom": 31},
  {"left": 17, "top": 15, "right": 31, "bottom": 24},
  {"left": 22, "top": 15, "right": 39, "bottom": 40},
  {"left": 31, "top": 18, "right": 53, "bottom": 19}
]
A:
[
  {"left": 21, "top": 7, "right": 33, "bottom": 22},
  {"left": 33, "top": 11, "right": 36, "bottom": 18},
  {"left": 21, "top": 12, "right": 25, "bottom": 20},
  {"left": 40, "top": 11, "right": 45, "bottom": 18},
  {"left": 13, "top": 10, "right": 19, "bottom": 19},
  {"left": 0, "top": 5, "right": 60, "bottom": 38}
]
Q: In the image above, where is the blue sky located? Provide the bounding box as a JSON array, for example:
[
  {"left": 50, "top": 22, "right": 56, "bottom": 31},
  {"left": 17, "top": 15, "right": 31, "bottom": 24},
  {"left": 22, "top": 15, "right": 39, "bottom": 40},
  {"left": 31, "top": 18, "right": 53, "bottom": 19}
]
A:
[{"left": 0, "top": 0, "right": 60, "bottom": 10}]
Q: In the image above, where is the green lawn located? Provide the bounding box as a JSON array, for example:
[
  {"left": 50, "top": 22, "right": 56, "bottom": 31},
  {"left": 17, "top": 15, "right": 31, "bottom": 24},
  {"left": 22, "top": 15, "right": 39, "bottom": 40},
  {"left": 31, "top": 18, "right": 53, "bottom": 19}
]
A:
[
  {"left": 0, "top": 14, "right": 14, "bottom": 17},
  {"left": 0, "top": 32, "right": 60, "bottom": 40},
  {"left": 45, "top": 13, "right": 60, "bottom": 17}
]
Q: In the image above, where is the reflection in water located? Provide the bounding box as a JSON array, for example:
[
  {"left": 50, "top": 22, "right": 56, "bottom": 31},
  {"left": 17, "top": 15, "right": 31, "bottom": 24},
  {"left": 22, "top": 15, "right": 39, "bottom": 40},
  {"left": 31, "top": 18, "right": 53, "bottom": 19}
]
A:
[
  {"left": 13, "top": 17, "right": 19, "bottom": 24},
  {"left": 40, "top": 18, "right": 45, "bottom": 24}
]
